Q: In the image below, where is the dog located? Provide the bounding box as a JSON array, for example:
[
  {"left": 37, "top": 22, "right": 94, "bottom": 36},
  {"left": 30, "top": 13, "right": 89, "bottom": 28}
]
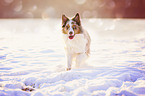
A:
[{"left": 62, "top": 13, "right": 91, "bottom": 71}]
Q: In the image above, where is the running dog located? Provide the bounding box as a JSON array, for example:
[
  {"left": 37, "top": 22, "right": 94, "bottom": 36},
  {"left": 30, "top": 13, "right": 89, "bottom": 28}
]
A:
[{"left": 62, "top": 13, "right": 91, "bottom": 71}]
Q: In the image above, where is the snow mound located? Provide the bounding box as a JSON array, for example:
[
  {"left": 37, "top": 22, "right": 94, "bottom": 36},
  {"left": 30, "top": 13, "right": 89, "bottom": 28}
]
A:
[{"left": 23, "top": 67, "right": 145, "bottom": 96}]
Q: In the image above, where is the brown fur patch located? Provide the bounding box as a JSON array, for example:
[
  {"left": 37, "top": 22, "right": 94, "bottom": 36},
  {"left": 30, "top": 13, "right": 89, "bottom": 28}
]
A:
[
  {"left": 62, "top": 28, "right": 67, "bottom": 34},
  {"left": 74, "top": 26, "right": 82, "bottom": 34},
  {"left": 66, "top": 24, "right": 70, "bottom": 30},
  {"left": 71, "top": 22, "right": 74, "bottom": 24}
]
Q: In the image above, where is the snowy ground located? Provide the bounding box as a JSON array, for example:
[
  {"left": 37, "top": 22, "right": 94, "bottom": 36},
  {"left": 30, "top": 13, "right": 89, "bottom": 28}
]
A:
[{"left": 0, "top": 18, "right": 145, "bottom": 96}]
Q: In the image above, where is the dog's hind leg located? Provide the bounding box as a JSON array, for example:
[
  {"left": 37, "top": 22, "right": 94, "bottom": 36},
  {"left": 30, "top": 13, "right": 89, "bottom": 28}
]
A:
[{"left": 76, "top": 53, "right": 88, "bottom": 68}]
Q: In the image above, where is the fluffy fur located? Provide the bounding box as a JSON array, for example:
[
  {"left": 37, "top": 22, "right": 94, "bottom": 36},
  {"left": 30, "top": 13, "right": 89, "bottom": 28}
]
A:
[{"left": 62, "top": 13, "right": 91, "bottom": 71}]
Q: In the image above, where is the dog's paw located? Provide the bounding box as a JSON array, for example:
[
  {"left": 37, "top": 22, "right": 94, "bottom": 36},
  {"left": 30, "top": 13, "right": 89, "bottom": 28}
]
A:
[{"left": 66, "top": 68, "right": 71, "bottom": 71}]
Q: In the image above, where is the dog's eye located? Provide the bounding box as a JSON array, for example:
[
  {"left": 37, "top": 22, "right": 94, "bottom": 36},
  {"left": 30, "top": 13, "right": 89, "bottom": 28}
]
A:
[
  {"left": 66, "top": 26, "right": 69, "bottom": 30},
  {"left": 73, "top": 26, "right": 76, "bottom": 30},
  {"left": 66, "top": 26, "right": 69, "bottom": 29}
]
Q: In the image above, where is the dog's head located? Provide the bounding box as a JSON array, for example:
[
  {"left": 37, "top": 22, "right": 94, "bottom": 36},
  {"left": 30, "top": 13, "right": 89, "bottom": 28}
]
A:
[{"left": 62, "top": 13, "right": 82, "bottom": 40}]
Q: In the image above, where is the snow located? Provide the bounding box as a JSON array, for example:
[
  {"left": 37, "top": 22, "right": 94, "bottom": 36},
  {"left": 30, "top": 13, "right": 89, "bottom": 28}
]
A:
[{"left": 0, "top": 18, "right": 145, "bottom": 96}]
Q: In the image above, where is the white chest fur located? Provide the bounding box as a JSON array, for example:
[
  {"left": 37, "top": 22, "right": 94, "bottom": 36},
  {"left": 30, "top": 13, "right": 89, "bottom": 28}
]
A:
[{"left": 63, "top": 34, "right": 87, "bottom": 54}]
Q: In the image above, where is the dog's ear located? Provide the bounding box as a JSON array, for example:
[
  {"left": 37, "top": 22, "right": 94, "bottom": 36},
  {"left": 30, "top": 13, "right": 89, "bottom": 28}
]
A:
[
  {"left": 62, "top": 14, "right": 69, "bottom": 27},
  {"left": 73, "top": 13, "right": 81, "bottom": 26}
]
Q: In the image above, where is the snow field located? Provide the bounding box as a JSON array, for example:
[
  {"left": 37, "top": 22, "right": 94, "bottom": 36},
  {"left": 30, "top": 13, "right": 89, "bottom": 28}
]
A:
[{"left": 0, "top": 19, "right": 145, "bottom": 96}]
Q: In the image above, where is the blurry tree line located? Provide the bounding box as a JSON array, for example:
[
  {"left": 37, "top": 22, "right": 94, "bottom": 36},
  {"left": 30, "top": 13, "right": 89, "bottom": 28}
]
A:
[{"left": 0, "top": 0, "right": 145, "bottom": 18}]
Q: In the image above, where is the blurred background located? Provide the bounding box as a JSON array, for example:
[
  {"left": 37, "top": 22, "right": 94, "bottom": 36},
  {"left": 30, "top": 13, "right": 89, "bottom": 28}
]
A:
[{"left": 0, "top": 0, "right": 145, "bottom": 18}]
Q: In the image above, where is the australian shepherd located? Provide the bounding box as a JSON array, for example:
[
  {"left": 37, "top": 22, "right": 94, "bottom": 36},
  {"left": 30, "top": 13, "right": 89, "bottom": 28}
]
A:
[{"left": 62, "top": 13, "right": 91, "bottom": 71}]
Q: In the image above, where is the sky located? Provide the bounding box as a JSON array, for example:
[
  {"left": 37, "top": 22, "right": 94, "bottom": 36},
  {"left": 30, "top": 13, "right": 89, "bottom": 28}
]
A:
[{"left": 0, "top": 0, "right": 145, "bottom": 18}]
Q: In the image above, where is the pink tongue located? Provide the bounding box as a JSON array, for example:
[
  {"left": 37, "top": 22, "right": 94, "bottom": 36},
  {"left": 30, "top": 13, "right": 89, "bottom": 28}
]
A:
[{"left": 69, "top": 36, "right": 74, "bottom": 39}]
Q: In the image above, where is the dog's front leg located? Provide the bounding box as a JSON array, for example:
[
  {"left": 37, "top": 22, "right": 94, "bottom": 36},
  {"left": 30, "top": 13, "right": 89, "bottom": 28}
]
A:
[{"left": 66, "top": 53, "right": 72, "bottom": 71}]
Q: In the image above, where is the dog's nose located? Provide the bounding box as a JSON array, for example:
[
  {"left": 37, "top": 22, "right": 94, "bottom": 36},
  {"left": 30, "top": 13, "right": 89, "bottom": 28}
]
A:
[{"left": 69, "top": 31, "right": 73, "bottom": 35}]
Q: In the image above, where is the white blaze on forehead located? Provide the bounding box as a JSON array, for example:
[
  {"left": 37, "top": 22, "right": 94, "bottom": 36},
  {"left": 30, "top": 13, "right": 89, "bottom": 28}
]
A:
[{"left": 68, "top": 20, "right": 75, "bottom": 35}]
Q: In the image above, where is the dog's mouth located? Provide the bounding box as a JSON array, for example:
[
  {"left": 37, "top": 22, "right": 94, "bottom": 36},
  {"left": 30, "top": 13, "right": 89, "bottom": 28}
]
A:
[{"left": 69, "top": 35, "right": 74, "bottom": 39}]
